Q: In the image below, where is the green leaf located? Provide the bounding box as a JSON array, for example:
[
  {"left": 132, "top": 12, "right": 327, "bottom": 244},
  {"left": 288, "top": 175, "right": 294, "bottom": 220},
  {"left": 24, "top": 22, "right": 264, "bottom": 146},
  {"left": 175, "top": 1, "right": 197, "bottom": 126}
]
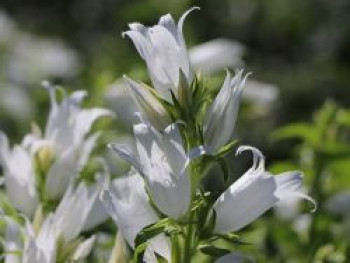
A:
[
  {"left": 133, "top": 242, "right": 148, "bottom": 263},
  {"left": 177, "top": 69, "right": 192, "bottom": 110},
  {"left": 337, "top": 109, "right": 350, "bottom": 127},
  {"left": 212, "top": 233, "right": 251, "bottom": 246},
  {"left": 314, "top": 100, "right": 337, "bottom": 131},
  {"left": 216, "top": 139, "right": 238, "bottom": 157},
  {"left": 271, "top": 123, "right": 318, "bottom": 145},
  {"left": 319, "top": 142, "right": 350, "bottom": 160},
  {"left": 198, "top": 243, "right": 231, "bottom": 258},
  {"left": 201, "top": 209, "right": 216, "bottom": 239},
  {"left": 134, "top": 223, "right": 166, "bottom": 248},
  {"left": 134, "top": 218, "right": 181, "bottom": 248}
]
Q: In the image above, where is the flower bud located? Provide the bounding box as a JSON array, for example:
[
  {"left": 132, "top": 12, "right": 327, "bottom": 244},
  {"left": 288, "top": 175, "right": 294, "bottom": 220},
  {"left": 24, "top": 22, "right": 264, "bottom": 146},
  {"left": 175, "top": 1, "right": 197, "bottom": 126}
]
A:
[{"left": 123, "top": 75, "right": 172, "bottom": 130}]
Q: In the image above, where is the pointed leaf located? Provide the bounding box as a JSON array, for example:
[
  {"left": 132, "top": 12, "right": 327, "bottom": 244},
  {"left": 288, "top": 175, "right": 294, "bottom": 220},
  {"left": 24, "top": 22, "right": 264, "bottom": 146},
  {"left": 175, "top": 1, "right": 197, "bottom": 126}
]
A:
[
  {"left": 177, "top": 69, "right": 192, "bottom": 110},
  {"left": 216, "top": 139, "right": 238, "bottom": 157},
  {"left": 198, "top": 244, "right": 231, "bottom": 258}
]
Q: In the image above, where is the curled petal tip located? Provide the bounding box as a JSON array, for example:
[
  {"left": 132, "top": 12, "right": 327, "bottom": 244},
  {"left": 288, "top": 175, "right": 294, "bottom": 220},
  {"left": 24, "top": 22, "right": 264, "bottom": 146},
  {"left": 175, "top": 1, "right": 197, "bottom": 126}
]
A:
[
  {"left": 236, "top": 145, "right": 265, "bottom": 170},
  {"left": 121, "top": 31, "right": 128, "bottom": 38},
  {"left": 190, "top": 6, "right": 201, "bottom": 11},
  {"left": 307, "top": 196, "right": 317, "bottom": 213},
  {"left": 236, "top": 145, "right": 263, "bottom": 156}
]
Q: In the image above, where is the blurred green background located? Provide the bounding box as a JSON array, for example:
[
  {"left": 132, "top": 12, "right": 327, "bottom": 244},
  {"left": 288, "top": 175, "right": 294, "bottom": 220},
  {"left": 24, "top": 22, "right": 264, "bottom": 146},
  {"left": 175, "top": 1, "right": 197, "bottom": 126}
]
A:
[
  {"left": 0, "top": 0, "right": 349, "bottom": 262},
  {"left": 1, "top": 0, "right": 350, "bottom": 150}
]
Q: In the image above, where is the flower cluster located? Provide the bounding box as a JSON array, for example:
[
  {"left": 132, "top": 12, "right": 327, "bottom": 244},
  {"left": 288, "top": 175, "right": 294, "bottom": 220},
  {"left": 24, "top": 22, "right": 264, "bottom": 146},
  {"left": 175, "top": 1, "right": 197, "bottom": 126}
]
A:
[
  {"left": 0, "top": 85, "right": 112, "bottom": 262},
  {"left": 0, "top": 7, "right": 315, "bottom": 263},
  {"left": 101, "top": 7, "right": 315, "bottom": 263}
]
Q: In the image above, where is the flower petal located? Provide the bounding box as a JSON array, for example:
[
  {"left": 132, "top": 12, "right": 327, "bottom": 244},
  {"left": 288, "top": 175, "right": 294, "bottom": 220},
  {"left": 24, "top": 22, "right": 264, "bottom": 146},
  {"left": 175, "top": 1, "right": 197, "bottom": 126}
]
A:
[
  {"left": 45, "top": 148, "right": 78, "bottom": 200},
  {"left": 204, "top": 70, "right": 248, "bottom": 151},
  {"left": 108, "top": 143, "right": 143, "bottom": 174},
  {"left": 144, "top": 235, "right": 171, "bottom": 263},
  {"left": 4, "top": 218, "right": 22, "bottom": 263},
  {"left": 123, "top": 8, "right": 196, "bottom": 102},
  {"left": 162, "top": 124, "right": 186, "bottom": 176},
  {"left": 3, "top": 145, "right": 39, "bottom": 217},
  {"left": 100, "top": 171, "right": 159, "bottom": 248},
  {"left": 134, "top": 121, "right": 191, "bottom": 219},
  {"left": 274, "top": 171, "right": 316, "bottom": 212},
  {"left": 0, "top": 131, "right": 10, "bottom": 166},
  {"left": 50, "top": 183, "right": 93, "bottom": 242},
  {"left": 71, "top": 235, "right": 96, "bottom": 260},
  {"left": 213, "top": 146, "right": 313, "bottom": 234},
  {"left": 213, "top": 168, "right": 277, "bottom": 234},
  {"left": 73, "top": 108, "right": 113, "bottom": 145}
]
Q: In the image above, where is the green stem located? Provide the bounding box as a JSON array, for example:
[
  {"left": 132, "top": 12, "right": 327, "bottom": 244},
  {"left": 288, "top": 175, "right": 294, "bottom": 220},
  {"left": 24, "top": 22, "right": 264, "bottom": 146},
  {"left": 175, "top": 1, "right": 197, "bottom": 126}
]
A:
[
  {"left": 308, "top": 153, "right": 326, "bottom": 260},
  {"left": 181, "top": 121, "right": 202, "bottom": 262},
  {"left": 182, "top": 156, "right": 200, "bottom": 263},
  {"left": 183, "top": 211, "right": 195, "bottom": 263},
  {"left": 171, "top": 234, "right": 181, "bottom": 263}
]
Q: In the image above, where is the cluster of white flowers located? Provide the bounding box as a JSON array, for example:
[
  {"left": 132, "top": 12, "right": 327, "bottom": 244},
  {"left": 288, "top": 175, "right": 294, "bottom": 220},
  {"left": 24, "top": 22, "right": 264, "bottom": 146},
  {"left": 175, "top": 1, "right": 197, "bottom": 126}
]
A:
[
  {"left": 0, "top": 7, "right": 314, "bottom": 263},
  {"left": 100, "top": 7, "right": 315, "bottom": 263},
  {"left": 0, "top": 84, "right": 112, "bottom": 262}
]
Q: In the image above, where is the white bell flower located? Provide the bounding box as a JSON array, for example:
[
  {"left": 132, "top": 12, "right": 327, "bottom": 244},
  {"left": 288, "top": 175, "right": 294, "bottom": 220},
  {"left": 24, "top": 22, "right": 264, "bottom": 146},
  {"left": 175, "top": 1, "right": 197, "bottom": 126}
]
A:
[
  {"left": 22, "top": 215, "right": 57, "bottom": 263},
  {"left": 42, "top": 84, "right": 112, "bottom": 199},
  {"left": 123, "top": 7, "right": 198, "bottom": 102},
  {"left": 0, "top": 133, "right": 39, "bottom": 217},
  {"left": 101, "top": 170, "right": 171, "bottom": 262},
  {"left": 213, "top": 145, "right": 315, "bottom": 234},
  {"left": 49, "top": 184, "right": 94, "bottom": 242},
  {"left": 204, "top": 70, "right": 248, "bottom": 152},
  {"left": 21, "top": 181, "right": 101, "bottom": 262},
  {"left": 0, "top": 87, "right": 111, "bottom": 215},
  {"left": 110, "top": 119, "right": 206, "bottom": 220}
]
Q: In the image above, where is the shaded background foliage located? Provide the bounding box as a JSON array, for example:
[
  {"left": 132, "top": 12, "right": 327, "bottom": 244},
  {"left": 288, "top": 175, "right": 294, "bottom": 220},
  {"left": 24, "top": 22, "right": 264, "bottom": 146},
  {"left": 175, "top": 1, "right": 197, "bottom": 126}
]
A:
[
  {"left": 0, "top": 0, "right": 350, "bottom": 261},
  {"left": 1, "top": 0, "right": 350, "bottom": 149}
]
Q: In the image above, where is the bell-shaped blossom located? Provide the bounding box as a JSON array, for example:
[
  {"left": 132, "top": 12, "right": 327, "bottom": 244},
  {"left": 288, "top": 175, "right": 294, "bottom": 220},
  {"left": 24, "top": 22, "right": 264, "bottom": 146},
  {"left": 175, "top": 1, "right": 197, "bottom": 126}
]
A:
[
  {"left": 123, "top": 8, "right": 198, "bottom": 102},
  {"left": 83, "top": 182, "right": 111, "bottom": 231},
  {"left": 2, "top": 216, "right": 55, "bottom": 263},
  {"left": 41, "top": 85, "right": 112, "bottom": 199},
  {"left": 0, "top": 133, "right": 39, "bottom": 217},
  {"left": 123, "top": 76, "right": 172, "bottom": 130},
  {"left": 0, "top": 85, "right": 112, "bottom": 212},
  {"left": 213, "top": 146, "right": 315, "bottom": 234},
  {"left": 22, "top": 216, "right": 57, "bottom": 263},
  {"left": 110, "top": 119, "right": 205, "bottom": 220},
  {"left": 49, "top": 182, "right": 100, "bottom": 242},
  {"left": 101, "top": 170, "right": 171, "bottom": 261},
  {"left": 204, "top": 70, "right": 248, "bottom": 152},
  {"left": 21, "top": 181, "right": 101, "bottom": 263}
]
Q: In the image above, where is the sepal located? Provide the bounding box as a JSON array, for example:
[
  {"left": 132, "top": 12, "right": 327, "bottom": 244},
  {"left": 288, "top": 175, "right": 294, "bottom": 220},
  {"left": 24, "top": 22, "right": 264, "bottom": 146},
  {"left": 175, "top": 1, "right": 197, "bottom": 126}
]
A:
[{"left": 134, "top": 218, "right": 181, "bottom": 248}]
